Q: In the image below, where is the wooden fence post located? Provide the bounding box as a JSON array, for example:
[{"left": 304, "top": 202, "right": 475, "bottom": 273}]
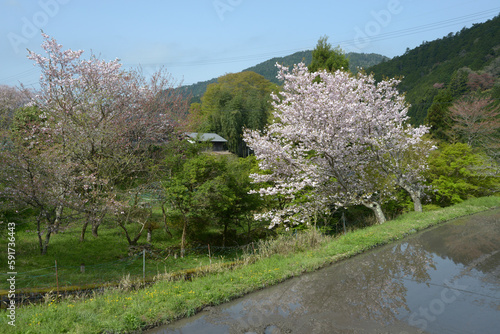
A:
[
  {"left": 55, "top": 260, "right": 59, "bottom": 298},
  {"left": 143, "top": 249, "right": 146, "bottom": 285}
]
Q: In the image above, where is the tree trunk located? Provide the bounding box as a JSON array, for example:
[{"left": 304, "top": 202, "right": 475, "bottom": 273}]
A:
[
  {"left": 53, "top": 204, "right": 63, "bottom": 234},
  {"left": 91, "top": 212, "right": 104, "bottom": 237},
  {"left": 180, "top": 218, "right": 187, "bottom": 258},
  {"left": 223, "top": 221, "right": 228, "bottom": 247},
  {"left": 247, "top": 216, "right": 252, "bottom": 240},
  {"left": 37, "top": 213, "right": 44, "bottom": 254},
  {"left": 399, "top": 183, "right": 423, "bottom": 212},
  {"left": 130, "top": 232, "right": 142, "bottom": 245},
  {"left": 174, "top": 201, "right": 189, "bottom": 258},
  {"left": 36, "top": 210, "right": 55, "bottom": 255},
  {"left": 409, "top": 191, "right": 423, "bottom": 212},
  {"left": 362, "top": 201, "right": 386, "bottom": 224},
  {"left": 91, "top": 221, "right": 99, "bottom": 237},
  {"left": 41, "top": 229, "right": 51, "bottom": 255},
  {"left": 80, "top": 220, "right": 88, "bottom": 242},
  {"left": 117, "top": 219, "right": 145, "bottom": 246},
  {"left": 118, "top": 223, "right": 133, "bottom": 245},
  {"left": 118, "top": 223, "right": 137, "bottom": 246},
  {"left": 161, "top": 203, "right": 173, "bottom": 238}
]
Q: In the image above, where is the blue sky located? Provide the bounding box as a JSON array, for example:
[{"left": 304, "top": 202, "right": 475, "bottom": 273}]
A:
[{"left": 1, "top": 0, "right": 499, "bottom": 88}]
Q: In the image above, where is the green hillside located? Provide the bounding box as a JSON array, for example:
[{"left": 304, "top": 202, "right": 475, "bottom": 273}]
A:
[
  {"left": 245, "top": 51, "right": 389, "bottom": 85},
  {"left": 182, "top": 13, "right": 500, "bottom": 120},
  {"left": 243, "top": 50, "right": 313, "bottom": 85},
  {"left": 182, "top": 51, "right": 389, "bottom": 100},
  {"left": 367, "top": 14, "right": 500, "bottom": 124}
]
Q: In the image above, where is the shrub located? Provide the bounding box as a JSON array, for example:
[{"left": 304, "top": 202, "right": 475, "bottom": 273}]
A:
[{"left": 427, "top": 143, "right": 499, "bottom": 206}]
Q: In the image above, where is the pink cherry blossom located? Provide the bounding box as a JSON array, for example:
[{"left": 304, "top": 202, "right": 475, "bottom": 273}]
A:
[{"left": 244, "top": 63, "right": 433, "bottom": 228}]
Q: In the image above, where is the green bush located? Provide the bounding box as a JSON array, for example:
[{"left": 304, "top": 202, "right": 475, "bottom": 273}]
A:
[{"left": 427, "top": 143, "right": 499, "bottom": 206}]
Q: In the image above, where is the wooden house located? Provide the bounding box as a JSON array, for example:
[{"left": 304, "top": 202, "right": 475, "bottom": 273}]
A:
[{"left": 185, "top": 132, "right": 228, "bottom": 152}]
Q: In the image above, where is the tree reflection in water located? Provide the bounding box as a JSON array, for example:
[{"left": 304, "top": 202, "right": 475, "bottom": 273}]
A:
[
  {"left": 150, "top": 210, "right": 500, "bottom": 334},
  {"left": 417, "top": 210, "right": 500, "bottom": 271},
  {"left": 217, "top": 240, "right": 436, "bottom": 332}
]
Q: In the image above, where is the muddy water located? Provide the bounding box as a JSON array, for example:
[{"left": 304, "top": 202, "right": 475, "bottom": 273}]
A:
[{"left": 146, "top": 209, "right": 500, "bottom": 334}]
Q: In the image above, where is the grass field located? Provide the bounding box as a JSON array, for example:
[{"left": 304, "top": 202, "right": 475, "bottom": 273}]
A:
[
  {"left": 0, "top": 214, "right": 245, "bottom": 291},
  {"left": 2, "top": 196, "right": 500, "bottom": 333}
]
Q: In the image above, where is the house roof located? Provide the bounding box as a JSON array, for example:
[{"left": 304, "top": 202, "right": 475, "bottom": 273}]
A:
[{"left": 185, "top": 132, "right": 227, "bottom": 143}]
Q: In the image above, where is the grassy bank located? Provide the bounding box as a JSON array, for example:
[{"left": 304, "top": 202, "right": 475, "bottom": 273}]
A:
[{"left": 5, "top": 196, "right": 500, "bottom": 334}]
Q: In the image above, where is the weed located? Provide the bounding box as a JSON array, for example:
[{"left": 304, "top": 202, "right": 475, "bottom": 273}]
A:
[{"left": 245, "top": 227, "right": 330, "bottom": 260}]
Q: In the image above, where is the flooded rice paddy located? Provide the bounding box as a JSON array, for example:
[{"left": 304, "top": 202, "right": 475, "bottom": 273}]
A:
[{"left": 146, "top": 209, "right": 500, "bottom": 333}]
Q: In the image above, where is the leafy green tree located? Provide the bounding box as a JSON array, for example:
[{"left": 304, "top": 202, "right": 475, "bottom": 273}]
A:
[
  {"left": 196, "top": 155, "right": 261, "bottom": 246},
  {"left": 199, "top": 71, "right": 278, "bottom": 156},
  {"left": 425, "top": 89, "right": 453, "bottom": 141},
  {"left": 183, "top": 102, "right": 203, "bottom": 131},
  {"left": 409, "top": 87, "right": 438, "bottom": 125},
  {"left": 162, "top": 153, "right": 221, "bottom": 256},
  {"left": 161, "top": 141, "right": 262, "bottom": 254},
  {"left": 427, "top": 143, "right": 499, "bottom": 206},
  {"left": 367, "top": 15, "right": 500, "bottom": 125},
  {"left": 309, "top": 36, "right": 349, "bottom": 73}
]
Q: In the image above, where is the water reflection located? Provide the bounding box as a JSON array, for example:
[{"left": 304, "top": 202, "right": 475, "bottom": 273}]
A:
[
  {"left": 417, "top": 210, "right": 500, "bottom": 275},
  {"left": 147, "top": 209, "right": 500, "bottom": 334}
]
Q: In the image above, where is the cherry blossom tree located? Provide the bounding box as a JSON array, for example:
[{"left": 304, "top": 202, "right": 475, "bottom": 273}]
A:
[
  {"left": 4, "top": 33, "right": 188, "bottom": 245},
  {"left": 244, "top": 63, "right": 431, "bottom": 227},
  {"left": 1, "top": 102, "right": 78, "bottom": 254},
  {"left": 0, "top": 144, "right": 75, "bottom": 254},
  {"left": 449, "top": 96, "right": 500, "bottom": 158},
  {"left": 467, "top": 72, "right": 495, "bottom": 91}
]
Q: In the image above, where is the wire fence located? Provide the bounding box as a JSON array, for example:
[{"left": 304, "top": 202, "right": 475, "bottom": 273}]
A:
[
  {"left": 0, "top": 243, "right": 251, "bottom": 293},
  {"left": 0, "top": 226, "right": 333, "bottom": 309}
]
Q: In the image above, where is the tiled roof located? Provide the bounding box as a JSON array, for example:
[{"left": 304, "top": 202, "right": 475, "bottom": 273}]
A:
[{"left": 185, "top": 132, "right": 227, "bottom": 143}]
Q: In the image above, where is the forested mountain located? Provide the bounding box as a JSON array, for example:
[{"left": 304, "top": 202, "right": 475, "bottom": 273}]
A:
[
  {"left": 367, "top": 14, "right": 500, "bottom": 125},
  {"left": 245, "top": 51, "right": 389, "bottom": 85},
  {"left": 183, "top": 14, "right": 500, "bottom": 124},
  {"left": 182, "top": 51, "right": 389, "bottom": 99}
]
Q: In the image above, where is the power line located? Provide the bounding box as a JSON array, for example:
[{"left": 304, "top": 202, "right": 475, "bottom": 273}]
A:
[
  {"left": 122, "top": 7, "right": 500, "bottom": 69},
  {"left": 334, "top": 7, "right": 500, "bottom": 49},
  {"left": 1, "top": 8, "right": 499, "bottom": 85}
]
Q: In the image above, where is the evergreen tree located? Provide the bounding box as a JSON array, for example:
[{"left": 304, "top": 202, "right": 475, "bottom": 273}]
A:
[
  {"left": 448, "top": 68, "right": 471, "bottom": 97},
  {"left": 309, "top": 36, "right": 349, "bottom": 73},
  {"left": 425, "top": 89, "right": 453, "bottom": 141}
]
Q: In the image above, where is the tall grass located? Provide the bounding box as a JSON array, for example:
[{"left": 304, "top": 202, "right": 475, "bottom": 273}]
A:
[{"left": 243, "top": 227, "right": 330, "bottom": 261}]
